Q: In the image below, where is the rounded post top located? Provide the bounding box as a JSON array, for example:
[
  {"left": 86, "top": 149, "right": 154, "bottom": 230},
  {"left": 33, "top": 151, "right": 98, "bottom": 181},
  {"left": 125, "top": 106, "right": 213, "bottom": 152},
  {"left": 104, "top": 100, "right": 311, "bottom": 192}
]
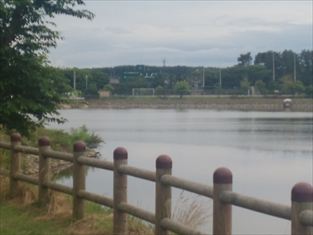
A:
[
  {"left": 156, "top": 155, "right": 172, "bottom": 169},
  {"left": 10, "top": 132, "right": 21, "bottom": 142},
  {"left": 214, "top": 167, "right": 233, "bottom": 184},
  {"left": 73, "top": 141, "right": 86, "bottom": 152},
  {"left": 113, "top": 147, "right": 128, "bottom": 160},
  {"left": 292, "top": 182, "right": 313, "bottom": 202},
  {"left": 38, "top": 136, "right": 50, "bottom": 146}
]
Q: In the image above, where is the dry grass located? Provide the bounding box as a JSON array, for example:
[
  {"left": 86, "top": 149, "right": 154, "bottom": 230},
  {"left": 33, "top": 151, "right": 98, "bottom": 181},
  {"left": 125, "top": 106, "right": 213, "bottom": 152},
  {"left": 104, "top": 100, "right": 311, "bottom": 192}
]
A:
[
  {"left": 0, "top": 177, "right": 153, "bottom": 235},
  {"left": 0, "top": 176, "right": 212, "bottom": 235},
  {"left": 128, "top": 216, "right": 154, "bottom": 235},
  {"left": 172, "top": 191, "right": 211, "bottom": 231}
]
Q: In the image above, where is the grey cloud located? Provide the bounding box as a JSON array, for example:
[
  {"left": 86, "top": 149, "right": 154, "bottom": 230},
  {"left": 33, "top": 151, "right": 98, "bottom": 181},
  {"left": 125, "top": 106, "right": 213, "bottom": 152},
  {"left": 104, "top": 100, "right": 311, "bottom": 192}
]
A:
[{"left": 49, "top": 2, "right": 312, "bottom": 68}]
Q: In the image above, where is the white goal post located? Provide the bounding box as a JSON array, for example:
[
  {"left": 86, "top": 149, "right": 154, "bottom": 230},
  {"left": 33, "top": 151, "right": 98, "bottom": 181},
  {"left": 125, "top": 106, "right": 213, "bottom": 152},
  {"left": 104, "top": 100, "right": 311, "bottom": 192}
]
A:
[{"left": 132, "top": 88, "right": 155, "bottom": 96}]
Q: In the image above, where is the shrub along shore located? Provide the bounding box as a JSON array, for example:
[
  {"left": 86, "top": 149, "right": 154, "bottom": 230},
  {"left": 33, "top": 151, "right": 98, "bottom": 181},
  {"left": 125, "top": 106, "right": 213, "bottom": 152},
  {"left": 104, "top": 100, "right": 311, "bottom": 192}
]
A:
[{"left": 62, "top": 96, "right": 313, "bottom": 112}]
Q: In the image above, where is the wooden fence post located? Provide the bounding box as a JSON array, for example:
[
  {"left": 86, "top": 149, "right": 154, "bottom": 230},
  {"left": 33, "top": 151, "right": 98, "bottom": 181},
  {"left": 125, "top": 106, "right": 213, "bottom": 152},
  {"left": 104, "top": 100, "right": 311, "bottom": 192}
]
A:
[
  {"left": 155, "top": 155, "right": 172, "bottom": 235},
  {"left": 9, "top": 132, "right": 21, "bottom": 198},
  {"left": 73, "top": 141, "right": 86, "bottom": 220},
  {"left": 291, "top": 182, "right": 313, "bottom": 235},
  {"left": 38, "top": 137, "right": 51, "bottom": 206},
  {"left": 113, "top": 147, "right": 128, "bottom": 235},
  {"left": 213, "top": 167, "right": 232, "bottom": 235}
]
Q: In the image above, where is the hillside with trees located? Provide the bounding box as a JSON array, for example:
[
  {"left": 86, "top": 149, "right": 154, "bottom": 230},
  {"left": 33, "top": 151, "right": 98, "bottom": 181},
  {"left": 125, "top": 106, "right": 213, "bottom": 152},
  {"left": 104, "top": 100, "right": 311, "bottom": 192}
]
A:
[{"left": 57, "top": 50, "right": 312, "bottom": 98}]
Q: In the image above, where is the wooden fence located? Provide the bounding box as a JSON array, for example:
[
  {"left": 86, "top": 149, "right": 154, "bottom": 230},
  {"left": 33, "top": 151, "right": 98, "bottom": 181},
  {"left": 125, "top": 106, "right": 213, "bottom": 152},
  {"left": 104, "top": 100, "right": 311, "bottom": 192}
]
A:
[{"left": 0, "top": 132, "right": 312, "bottom": 235}]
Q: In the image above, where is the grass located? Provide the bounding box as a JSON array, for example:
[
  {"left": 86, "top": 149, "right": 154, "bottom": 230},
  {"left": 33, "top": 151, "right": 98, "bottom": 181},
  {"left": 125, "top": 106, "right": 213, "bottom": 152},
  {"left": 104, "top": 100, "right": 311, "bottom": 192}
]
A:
[
  {"left": 0, "top": 176, "right": 153, "bottom": 235},
  {"left": 172, "top": 191, "right": 211, "bottom": 230},
  {"left": 23, "top": 125, "right": 103, "bottom": 152},
  {"left": 0, "top": 126, "right": 103, "bottom": 172},
  {"left": 0, "top": 202, "right": 70, "bottom": 235}
]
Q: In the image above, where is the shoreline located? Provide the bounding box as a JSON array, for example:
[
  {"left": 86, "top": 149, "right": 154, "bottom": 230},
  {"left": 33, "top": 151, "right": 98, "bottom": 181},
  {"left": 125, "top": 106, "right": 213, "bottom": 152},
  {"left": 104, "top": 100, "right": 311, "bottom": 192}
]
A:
[{"left": 61, "top": 97, "right": 313, "bottom": 112}]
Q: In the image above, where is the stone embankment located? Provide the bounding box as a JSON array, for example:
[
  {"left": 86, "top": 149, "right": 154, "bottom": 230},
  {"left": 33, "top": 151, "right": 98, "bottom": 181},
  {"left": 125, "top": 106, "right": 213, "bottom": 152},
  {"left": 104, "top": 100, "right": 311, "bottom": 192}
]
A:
[{"left": 61, "top": 97, "right": 313, "bottom": 112}]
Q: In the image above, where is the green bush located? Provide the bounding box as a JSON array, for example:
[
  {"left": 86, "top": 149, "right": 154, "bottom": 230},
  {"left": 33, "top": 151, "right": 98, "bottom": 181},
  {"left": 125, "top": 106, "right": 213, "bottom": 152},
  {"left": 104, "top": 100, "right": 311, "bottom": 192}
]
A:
[
  {"left": 21, "top": 126, "right": 103, "bottom": 152},
  {"left": 69, "top": 125, "right": 103, "bottom": 148}
]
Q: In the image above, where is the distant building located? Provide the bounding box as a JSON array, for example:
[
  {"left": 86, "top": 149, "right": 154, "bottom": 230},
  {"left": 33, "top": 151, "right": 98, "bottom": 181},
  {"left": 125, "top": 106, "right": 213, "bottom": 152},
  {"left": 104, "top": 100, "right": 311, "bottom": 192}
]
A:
[
  {"left": 109, "top": 78, "right": 120, "bottom": 84},
  {"left": 144, "top": 73, "right": 157, "bottom": 79},
  {"left": 98, "top": 90, "right": 111, "bottom": 98},
  {"left": 123, "top": 71, "right": 142, "bottom": 79}
]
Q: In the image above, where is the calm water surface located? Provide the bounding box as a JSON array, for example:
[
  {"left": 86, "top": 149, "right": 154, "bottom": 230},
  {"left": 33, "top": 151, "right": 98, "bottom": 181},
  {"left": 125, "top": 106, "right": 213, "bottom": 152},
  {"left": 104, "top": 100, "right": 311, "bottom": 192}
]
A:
[{"left": 51, "top": 109, "right": 312, "bottom": 234}]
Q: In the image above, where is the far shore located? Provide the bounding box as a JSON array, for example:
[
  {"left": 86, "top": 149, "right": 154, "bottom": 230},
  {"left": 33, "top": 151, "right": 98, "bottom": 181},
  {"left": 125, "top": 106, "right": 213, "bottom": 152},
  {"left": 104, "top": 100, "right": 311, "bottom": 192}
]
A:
[{"left": 60, "top": 96, "right": 313, "bottom": 112}]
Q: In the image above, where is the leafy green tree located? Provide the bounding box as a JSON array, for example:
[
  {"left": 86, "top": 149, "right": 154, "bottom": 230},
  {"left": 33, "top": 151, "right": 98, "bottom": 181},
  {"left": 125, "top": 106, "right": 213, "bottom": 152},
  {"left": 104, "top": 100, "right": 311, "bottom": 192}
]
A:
[
  {"left": 240, "top": 78, "right": 250, "bottom": 94},
  {"left": 103, "top": 84, "right": 114, "bottom": 93},
  {"left": 0, "top": 0, "right": 93, "bottom": 135},
  {"left": 84, "top": 82, "right": 98, "bottom": 98},
  {"left": 255, "top": 80, "right": 267, "bottom": 94},
  {"left": 280, "top": 75, "right": 305, "bottom": 95},
  {"left": 175, "top": 80, "right": 191, "bottom": 98},
  {"left": 155, "top": 85, "right": 166, "bottom": 98},
  {"left": 305, "top": 85, "right": 313, "bottom": 97},
  {"left": 298, "top": 50, "right": 313, "bottom": 86},
  {"left": 237, "top": 52, "right": 252, "bottom": 66}
]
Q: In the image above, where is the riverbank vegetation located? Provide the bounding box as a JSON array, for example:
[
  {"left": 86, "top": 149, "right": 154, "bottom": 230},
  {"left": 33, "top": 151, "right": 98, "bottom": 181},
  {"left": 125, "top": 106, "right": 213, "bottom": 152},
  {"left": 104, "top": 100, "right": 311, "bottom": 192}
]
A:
[
  {"left": 0, "top": 126, "right": 103, "bottom": 172},
  {"left": 66, "top": 96, "right": 312, "bottom": 112},
  {"left": 0, "top": 175, "right": 155, "bottom": 235}
]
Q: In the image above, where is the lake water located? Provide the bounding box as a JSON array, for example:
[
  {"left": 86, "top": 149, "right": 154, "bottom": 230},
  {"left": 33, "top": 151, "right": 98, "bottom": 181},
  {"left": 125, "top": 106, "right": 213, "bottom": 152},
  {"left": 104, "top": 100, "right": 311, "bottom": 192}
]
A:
[{"left": 51, "top": 109, "right": 312, "bottom": 234}]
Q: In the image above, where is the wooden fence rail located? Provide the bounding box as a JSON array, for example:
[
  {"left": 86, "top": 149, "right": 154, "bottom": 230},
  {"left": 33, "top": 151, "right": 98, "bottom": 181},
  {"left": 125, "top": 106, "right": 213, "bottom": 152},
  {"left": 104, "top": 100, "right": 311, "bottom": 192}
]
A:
[{"left": 0, "top": 132, "right": 312, "bottom": 235}]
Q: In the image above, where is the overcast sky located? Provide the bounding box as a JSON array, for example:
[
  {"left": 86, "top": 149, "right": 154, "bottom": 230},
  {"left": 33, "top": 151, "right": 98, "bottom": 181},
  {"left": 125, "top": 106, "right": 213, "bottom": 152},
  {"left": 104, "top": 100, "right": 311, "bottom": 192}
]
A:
[{"left": 48, "top": 1, "right": 313, "bottom": 68}]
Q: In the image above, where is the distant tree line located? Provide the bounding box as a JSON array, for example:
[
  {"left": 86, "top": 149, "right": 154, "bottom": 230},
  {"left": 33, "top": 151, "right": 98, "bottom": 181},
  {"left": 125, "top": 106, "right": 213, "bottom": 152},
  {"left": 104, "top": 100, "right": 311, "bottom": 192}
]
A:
[{"left": 55, "top": 50, "right": 312, "bottom": 98}]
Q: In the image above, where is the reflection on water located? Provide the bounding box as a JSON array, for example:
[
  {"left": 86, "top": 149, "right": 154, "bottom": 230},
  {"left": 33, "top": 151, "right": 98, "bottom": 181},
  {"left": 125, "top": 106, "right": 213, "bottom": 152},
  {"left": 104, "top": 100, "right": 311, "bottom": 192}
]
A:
[{"left": 50, "top": 109, "right": 312, "bottom": 234}]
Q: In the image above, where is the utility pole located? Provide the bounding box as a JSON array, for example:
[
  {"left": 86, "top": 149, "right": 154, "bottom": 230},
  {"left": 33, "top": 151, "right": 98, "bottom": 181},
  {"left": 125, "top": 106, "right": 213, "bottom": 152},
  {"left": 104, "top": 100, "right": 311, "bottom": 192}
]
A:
[
  {"left": 293, "top": 54, "right": 297, "bottom": 82},
  {"left": 272, "top": 52, "right": 275, "bottom": 81},
  {"left": 85, "top": 75, "right": 88, "bottom": 89},
  {"left": 162, "top": 58, "right": 166, "bottom": 67},
  {"left": 219, "top": 69, "right": 222, "bottom": 88},
  {"left": 73, "top": 70, "right": 76, "bottom": 90},
  {"left": 202, "top": 66, "right": 205, "bottom": 88}
]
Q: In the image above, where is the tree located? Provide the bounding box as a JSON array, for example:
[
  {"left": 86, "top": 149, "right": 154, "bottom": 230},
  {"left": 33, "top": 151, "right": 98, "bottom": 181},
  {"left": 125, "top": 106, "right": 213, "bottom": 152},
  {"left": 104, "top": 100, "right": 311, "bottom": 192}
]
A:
[
  {"left": 255, "top": 80, "right": 267, "bottom": 94},
  {"left": 174, "top": 80, "right": 191, "bottom": 98},
  {"left": 237, "top": 52, "right": 252, "bottom": 66},
  {"left": 240, "top": 78, "right": 250, "bottom": 94},
  {"left": 155, "top": 85, "right": 166, "bottom": 98},
  {"left": 280, "top": 75, "right": 305, "bottom": 95},
  {"left": 0, "top": 1, "right": 93, "bottom": 135}
]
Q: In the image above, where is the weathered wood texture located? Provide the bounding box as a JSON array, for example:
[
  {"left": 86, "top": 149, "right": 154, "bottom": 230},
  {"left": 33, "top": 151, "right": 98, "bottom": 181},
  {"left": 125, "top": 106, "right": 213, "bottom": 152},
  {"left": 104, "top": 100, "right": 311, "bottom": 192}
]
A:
[
  {"left": 78, "top": 190, "right": 113, "bottom": 208},
  {"left": 72, "top": 141, "right": 86, "bottom": 220},
  {"left": 38, "top": 137, "right": 51, "bottom": 206},
  {"left": 161, "top": 174, "right": 213, "bottom": 198},
  {"left": 291, "top": 183, "right": 313, "bottom": 235},
  {"left": 46, "top": 182, "right": 73, "bottom": 195},
  {"left": 0, "top": 141, "right": 11, "bottom": 150},
  {"left": 0, "top": 168, "right": 9, "bottom": 176},
  {"left": 300, "top": 210, "right": 313, "bottom": 227},
  {"left": 9, "top": 133, "right": 21, "bottom": 198},
  {"left": 118, "top": 165, "right": 156, "bottom": 182},
  {"left": 155, "top": 155, "right": 172, "bottom": 235},
  {"left": 161, "top": 218, "right": 204, "bottom": 235},
  {"left": 1, "top": 134, "right": 313, "bottom": 235},
  {"left": 113, "top": 147, "right": 128, "bottom": 235},
  {"left": 15, "top": 173, "right": 39, "bottom": 185},
  {"left": 213, "top": 167, "right": 232, "bottom": 235},
  {"left": 43, "top": 150, "right": 73, "bottom": 162},
  {"left": 78, "top": 156, "right": 113, "bottom": 170},
  {"left": 119, "top": 202, "right": 155, "bottom": 224},
  {"left": 220, "top": 191, "right": 291, "bottom": 220}
]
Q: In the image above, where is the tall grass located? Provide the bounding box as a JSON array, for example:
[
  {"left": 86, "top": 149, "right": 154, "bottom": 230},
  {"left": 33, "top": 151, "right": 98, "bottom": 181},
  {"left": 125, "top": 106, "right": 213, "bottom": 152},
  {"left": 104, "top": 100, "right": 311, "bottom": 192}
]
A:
[
  {"left": 172, "top": 191, "right": 211, "bottom": 231},
  {"left": 24, "top": 125, "right": 103, "bottom": 151}
]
